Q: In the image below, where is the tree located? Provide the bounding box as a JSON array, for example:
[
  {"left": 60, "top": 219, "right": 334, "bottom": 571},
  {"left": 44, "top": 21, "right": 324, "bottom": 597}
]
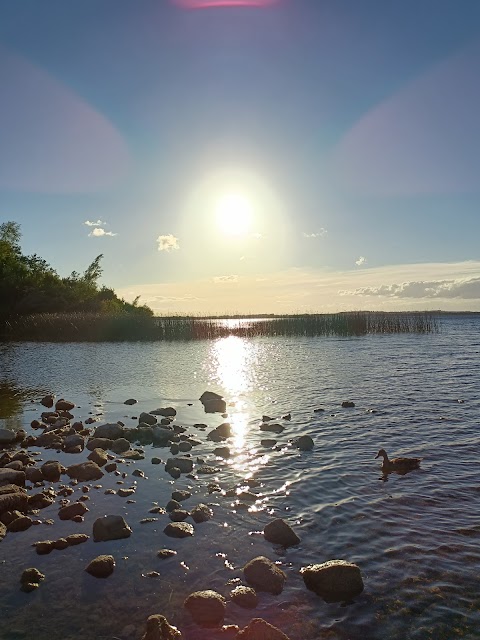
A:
[
  {"left": 0, "top": 221, "right": 21, "bottom": 251},
  {"left": 83, "top": 254, "right": 104, "bottom": 285}
]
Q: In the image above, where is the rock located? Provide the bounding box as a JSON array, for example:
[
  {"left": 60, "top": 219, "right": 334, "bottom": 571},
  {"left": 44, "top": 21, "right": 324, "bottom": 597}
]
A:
[
  {"left": 152, "top": 427, "right": 175, "bottom": 445},
  {"left": 55, "top": 399, "right": 75, "bottom": 411},
  {"left": 86, "top": 437, "right": 113, "bottom": 451},
  {"left": 197, "top": 466, "right": 219, "bottom": 475},
  {"left": 166, "top": 499, "right": 181, "bottom": 512},
  {"left": 40, "top": 395, "right": 54, "bottom": 408},
  {"left": 21, "top": 567, "right": 45, "bottom": 584},
  {"left": 105, "top": 462, "right": 117, "bottom": 473},
  {"left": 85, "top": 554, "right": 115, "bottom": 578},
  {"left": 259, "top": 423, "right": 284, "bottom": 434},
  {"left": 292, "top": 435, "right": 314, "bottom": 451},
  {"left": 157, "top": 549, "right": 177, "bottom": 559},
  {"left": 35, "top": 540, "right": 55, "bottom": 554},
  {"left": 0, "top": 486, "right": 28, "bottom": 514},
  {"left": 40, "top": 461, "right": 62, "bottom": 482},
  {"left": 341, "top": 401, "right": 355, "bottom": 408},
  {"left": 110, "top": 438, "right": 130, "bottom": 454},
  {"left": 0, "top": 521, "right": 6, "bottom": 540},
  {"left": 7, "top": 516, "right": 33, "bottom": 532},
  {"left": 132, "top": 469, "right": 145, "bottom": 478},
  {"left": 94, "top": 423, "right": 124, "bottom": 440},
  {"left": 163, "top": 522, "right": 194, "bottom": 538},
  {"left": 140, "top": 614, "right": 182, "bottom": 640},
  {"left": 184, "top": 590, "right": 226, "bottom": 627},
  {"left": 63, "top": 434, "right": 85, "bottom": 454},
  {"left": 214, "top": 446, "right": 231, "bottom": 458},
  {"left": 124, "top": 398, "right": 137, "bottom": 405},
  {"left": 244, "top": 556, "right": 286, "bottom": 595},
  {"left": 263, "top": 519, "right": 300, "bottom": 548},
  {"left": 190, "top": 503, "right": 213, "bottom": 523},
  {"left": 170, "top": 444, "right": 179, "bottom": 455},
  {"left": 151, "top": 458, "right": 162, "bottom": 465},
  {"left": 53, "top": 538, "right": 69, "bottom": 550},
  {"left": 28, "top": 492, "right": 54, "bottom": 510},
  {"left": 58, "top": 502, "right": 88, "bottom": 520},
  {"left": 260, "top": 439, "right": 277, "bottom": 448},
  {"left": 300, "top": 560, "right": 364, "bottom": 602},
  {"left": 207, "top": 423, "right": 232, "bottom": 442},
  {"left": 165, "top": 457, "right": 193, "bottom": 474},
  {"left": 236, "top": 618, "right": 291, "bottom": 639},
  {"left": 200, "top": 391, "right": 227, "bottom": 414},
  {"left": 66, "top": 461, "right": 104, "bottom": 481},
  {"left": 230, "top": 586, "right": 258, "bottom": 609},
  {"left": 87, "top": 448, "right": 108, "bottom": 467},
  {"left": 178, "top": 441, "right": 192, "bottom": 453},
  {"left": 171, "top": 490, "right": 191, "bottom": 502},
  {"left": 65, "top": 533, "right": 89, "bottom": 546},
  {"left": 123, "top": 449, "right": 145, "bottom": 460},
  {"left": 0, "top": 429, "right": 16, "bottom": 445},
  {"left": 150, "top": 407, "right": 177, "bottom": 417},
  {"left": 117, "top": 487, "right": 136, "bottom": 497},
  {"left": 93, "top": 515, "right": 132, "bottom": 542},
  {"left": 0, "top": 469, "right": 26, "bottom": 487},
  {"left": 168, "top": 467, "right": 181, "bottom": 479},
  {"left": 139, "top": 412, "right": 157, "bottom": 426}
]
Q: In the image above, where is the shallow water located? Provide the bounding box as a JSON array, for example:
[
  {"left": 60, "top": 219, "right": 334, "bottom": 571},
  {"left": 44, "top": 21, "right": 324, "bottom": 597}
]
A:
[{"left": 1, "top": 315, "right": 480, "bottom": 639}]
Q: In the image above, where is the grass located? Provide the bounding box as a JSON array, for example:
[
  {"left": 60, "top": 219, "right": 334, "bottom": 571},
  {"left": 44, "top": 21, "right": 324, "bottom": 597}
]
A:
[{"left": 1, "top": 311, "right": 439, "bottom": 342}]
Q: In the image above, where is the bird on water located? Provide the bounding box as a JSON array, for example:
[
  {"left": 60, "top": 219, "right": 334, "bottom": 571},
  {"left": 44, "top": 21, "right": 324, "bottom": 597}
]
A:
[{"left": 375, "top": 448, "right": 422, "bottom": 472}]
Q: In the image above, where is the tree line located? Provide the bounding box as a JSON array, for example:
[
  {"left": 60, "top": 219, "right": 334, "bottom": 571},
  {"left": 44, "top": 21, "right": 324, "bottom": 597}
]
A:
[{"left": 0, "top": 221, "right": 153, "bottom": 320}]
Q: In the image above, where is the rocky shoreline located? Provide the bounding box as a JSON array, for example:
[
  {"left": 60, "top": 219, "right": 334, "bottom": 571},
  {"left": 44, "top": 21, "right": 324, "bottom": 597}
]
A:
[{"left": 0, "top": 392, "right": 364, "bottom": 639}]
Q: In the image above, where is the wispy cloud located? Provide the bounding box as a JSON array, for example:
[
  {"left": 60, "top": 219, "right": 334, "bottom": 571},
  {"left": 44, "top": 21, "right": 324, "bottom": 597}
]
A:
[
  {"left": 213, "top": 275, "right": 239, "bottom": 284},
  {"left": 303, "top": 229, "right": 328, "bottom": 238},
  {"left": 355, "top": 256, "right": 367, "bottom": 266},
  {"left": 84, "top": 219, "right": 104, "bottom": 227},
  {"left": 341, "top": 277, "right": 480, "bottom": 299},
  {"left": 157, "top": 234, "right": 179, "bottom": 252},
  {"left": 252, "top": 233, "right": 263, "bottom": 239},
  {"left": 89, "top": 227, "right": 117, "bottom": 237}
]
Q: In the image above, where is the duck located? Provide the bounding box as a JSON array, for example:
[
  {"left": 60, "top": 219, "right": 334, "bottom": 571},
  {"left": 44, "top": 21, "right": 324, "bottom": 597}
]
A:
[{"left": 375, "top": 448, "right": 422, "bottom": 472}]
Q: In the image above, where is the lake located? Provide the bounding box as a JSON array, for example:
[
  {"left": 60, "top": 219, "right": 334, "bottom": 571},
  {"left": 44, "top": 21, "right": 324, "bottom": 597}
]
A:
[{"left": 1, "top": 314, "right": 480, "bottom": 639}]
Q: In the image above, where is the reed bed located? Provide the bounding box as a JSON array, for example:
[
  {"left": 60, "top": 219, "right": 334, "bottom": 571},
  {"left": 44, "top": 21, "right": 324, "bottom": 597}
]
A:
[{"left": 1, "top": 311, "right": 439, "bottom": 342}]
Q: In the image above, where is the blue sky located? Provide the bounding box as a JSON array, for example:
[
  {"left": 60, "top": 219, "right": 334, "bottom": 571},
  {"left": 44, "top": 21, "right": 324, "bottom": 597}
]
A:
[{"left": 1, "top": 0, "right": 480, "bottom": 313}]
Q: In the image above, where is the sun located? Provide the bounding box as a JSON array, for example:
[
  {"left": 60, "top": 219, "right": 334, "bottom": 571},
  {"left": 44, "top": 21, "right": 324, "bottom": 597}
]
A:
[{"left": 215, "top": 193, "right": 253, "bottom": 236}]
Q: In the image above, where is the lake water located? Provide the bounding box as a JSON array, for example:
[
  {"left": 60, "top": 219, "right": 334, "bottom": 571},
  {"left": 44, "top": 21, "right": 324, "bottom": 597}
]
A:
[{"left": 1, "top": 315, "right": 480, "bottom": 640}]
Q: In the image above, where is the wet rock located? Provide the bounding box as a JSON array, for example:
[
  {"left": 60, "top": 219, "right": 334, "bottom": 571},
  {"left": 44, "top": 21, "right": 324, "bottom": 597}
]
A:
[
  {"left": 93, "top": 515, "right": 132, "bottom": 542},
  {"left": 157, "top": 549, "right": 177, "bottom": 559},
  {"left": 341, "top": 401, "right": 355, "bottom": 408},
  {"left": 94, "top": 423, "right": 124, "bottom": 440},
  {"left": 164, "top": 522, "right": 194, "bottom": 538},
  {"left": 7, "top": 516, "right": 33, "bottom": 532},
  {"left": 259, "top": 423, "right": 284, "bottom": 434},
  {"left": 214, "top": 446, "right": 231, "bottom": 459},
  {"left": 63, "top": 434, "right": 85, "bottom": 454},
  {"left": 0, "top": 429, "right": 16, "bottom": 445},
  {"left": 313, "top": 407, "right": 325, "bottom": 413},
  {"left": 200, "top": 392, "right": 227, "bottom": 414},
  {"left": 292, "top": 435, "right": 314, "bottom": 451},
  {"left": 55, "top": 399, "right": 75, "bottom": 411},
  {"left": 110, "top": 438, "right": 131, "bottom": 454},
  {"left": 197, "top": 466, "right": 219, "bottom": 475},
  {"left": 0, "top": 486, "right": 28, "bottom": 514},
  {"left": 244, "top": 556, "right": 286, "bottom": 595},
  {"left": 28, "top": 492, "right": 54, "bottom": 510},
  {"left": 20, "top": 567, "right": 45, "bottom": 593},
  {"left": 262, "top": 415, "right": 274, "bottom": 422},
  {"left": 178, "top": 441, "right": 192, "bottom": 453},
  {"left": 40, "top": 461, "right": 62, "bottom": 482},
  {"left": 123, "top": 449, "right": 145, "bottom": 460},
  {"left": 0, "top": 468, "right": 26, "bottom": 487},
  {"left": 260, "top": 439, "right": 277, "bottom": 448},
  {"left": 168, "top": 467, "right": 181, "bottom": 479},
  {"left": 85, "top": 554, "right": 115, "bottom": 578},
  {"left": 170, "top": 444, "right": 180, "bottom": 455},
  {"left": 140, "top": 517, "right": 158, "bottom": 524},
  {"left": 230, "top": 586, "right": 258, "bottom": 609},
  {"left": 139, "top": 412, "right": 157, "bottom": 426},
  {"left": 151, "top": 458, "right": 162, "bottom": 465},
  {"left": 65, "top": 533, "right": 89, "bottom": 546},
  {"left": 152, "top": 427, "right": 175, "bottom": 445},
  {"left": 150, "top": 407, "right": 177, "bottom": 417},
  {"left": 87, "top": 448, "right": 108, "bottom": 467},
  {"left": 301, "top": 560, "right": 364, "bottom": 602},
  {"left": 0, "top": 521, "right": 6, "bottom": 540},
  {"left": 132, "top": 469, "right": 145, "bottom": 478},
  {"left": 208, "top": 483, "right": 221, "bottom": 494},
  {"left": 58, "top": 502, "right": 88, "bottom": 520},
  {"left": 40, "top": 395, "right": 55, "bottom": 408},
  {"left": 66, "top": 461, "right": 104, "bottom": 481},
  {"left": 171, "top": 490, "right": 191, "bottom": 502},
  {"left": 207, "top": 423, "right": 232, "bottom": 442},
  {"left": 86, "top": 437, "right": 113, "bottom": 451},
  {"left": 117, "top": 487, "right": 136, "bottom": 497},
  {"left": 124, "top": 398, "right": 137, "bottom": 405},
  {"left": 53, "top": 537, "right": 69, "bottom": 550},
  {"left": 169, "top": 509, "right": 189, "bottom": 522},
  {"left": 190, "top": 503, "right": 213, "bottom": 523},
  {"left": 140, "top": 614, "right": 182, "bottom": 640},
  {"left": 165, "top": 499, "right": 181, "bottom": 512},
  {"left": 105, "top": 462, "right": 117, "bottom": 473},
  {"left": 263, "top": 519, "right": 300, "bottom": 548},
  {"left": 165, "top": 457, "right": 193, "bottom": 475},
  {"left": 34, "top": 540, "right": 55, "bottom": 555},
  {"left": 236, "top": 618, "right": 291, "bottom": 639},
  {"left": 184, "top": 590, "right": 226, "bottom": 627}
]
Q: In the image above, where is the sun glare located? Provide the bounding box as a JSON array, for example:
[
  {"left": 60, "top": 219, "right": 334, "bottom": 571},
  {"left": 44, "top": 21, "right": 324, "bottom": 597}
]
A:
[{"left": 215, "top": 193, "right": 253, "bottom": 236}]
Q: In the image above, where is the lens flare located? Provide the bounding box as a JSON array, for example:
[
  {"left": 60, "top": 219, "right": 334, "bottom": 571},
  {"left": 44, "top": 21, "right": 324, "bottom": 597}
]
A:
[{"left": 173, "top": 0, "right": 278, "bottom": 8}]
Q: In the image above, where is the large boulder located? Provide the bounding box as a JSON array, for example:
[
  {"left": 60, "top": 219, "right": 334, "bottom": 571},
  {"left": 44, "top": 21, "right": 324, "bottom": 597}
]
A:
[
  {"left": 140, "top": 614, "right": 182, "bottom": 640},
  {"left": 236, "top": 618, "right": 291, "bottom": 639},
  {"left": 200, "top": 391, "right": 227, "bottom": 414},
  {"left": 244, "top": 556, "right": 286, "bottom": 595},
  {"left": 263, "top": 519, "right": 300, "bottom": 548},
  {"left": 93, "top": 515, "right": 132, "bottom": 542},
  {"left": 66, "top": 461, "right": 104, "bottom": 481},
  {"left": 93, "top": 423, "right": 124, "bottom": 440},
  {"left": 110, "top": 438, "right": 130, "bottom": 454},
  {"left": 0, "top": 429, "right": 16, "bottom": 445},
  {"left": 184, "top": 590, "right": 226, "bottom": 627},
  {"left": 41, "top": 460, "right": 63, "bottom": 482},
  {"left": 0, "top": 486, "right": 28, "bottom": 515},
  {"left": 85, "top": 554, "right": 115, "bottom": 578},
  {"left": 165, "top": 457, "right": 193, "bottom": 474},
  {"left": 300, "top": 560, "right": 364, "bottom": 602},
  {"left": 0, "top": 469, "right": 25, "bottom": 487}
]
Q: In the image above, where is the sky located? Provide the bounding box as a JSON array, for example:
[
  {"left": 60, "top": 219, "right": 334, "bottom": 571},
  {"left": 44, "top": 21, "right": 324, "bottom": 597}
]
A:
[{"left": 1, "top": 0, "right": 480, "bottom": 314}]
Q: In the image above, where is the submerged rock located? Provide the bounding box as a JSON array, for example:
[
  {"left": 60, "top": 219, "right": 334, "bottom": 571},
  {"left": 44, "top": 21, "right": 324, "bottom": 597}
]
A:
[
  {"left": 300, "top": 560, "right": 364, "bottom": 602},
  {"left": 93, "top": 515, "right": 132, "bottom": 542},
  {"left": 263, "top": 519, "right": 300, "bottom": 548},
  {"left": 292, "top": 435, "right": 314, "bottom": 451},
  {"left": 236, "top": 618, "right": 291, "bottom": 639},
  {"left": 184, "top": 590, "right": 226, "bottom": 627},
  {"left": 244, "top": 556, "right": 286, "bottom": 595},
  {"left": 140, "top": 614, "right": 182, "bottom": 640},
  {"left": 341, "top": 401, "right": 355, "bottom": 408},
  {"left": 85, "top": 554, "right": 115, "bottom": 578}
]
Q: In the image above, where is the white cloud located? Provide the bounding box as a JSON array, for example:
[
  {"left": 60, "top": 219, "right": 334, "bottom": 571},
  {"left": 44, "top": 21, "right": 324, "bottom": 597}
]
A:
[
  {"left": 341, "top": 277, "right": 480, "bottom": 299},
  {"left": 88, "top": 227, "right": 117, "bottom": 237},
  {"left": 84, "top": 219, "right": 104, "bottom": 227},
  {"left": 157, "top": 234, "right": 179, "bottom": 252},
  {"left": 213, "top": 275, "right": 239, "bottom": 284},
  {"left": 355, "top": 256, "right": 367, "bottom": 266},
  {"left": 303, "top": 229, "right": 328, "bottom": 238},
  {"left": 252, "top": 233, "right": 263, "bottom": 239}
]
